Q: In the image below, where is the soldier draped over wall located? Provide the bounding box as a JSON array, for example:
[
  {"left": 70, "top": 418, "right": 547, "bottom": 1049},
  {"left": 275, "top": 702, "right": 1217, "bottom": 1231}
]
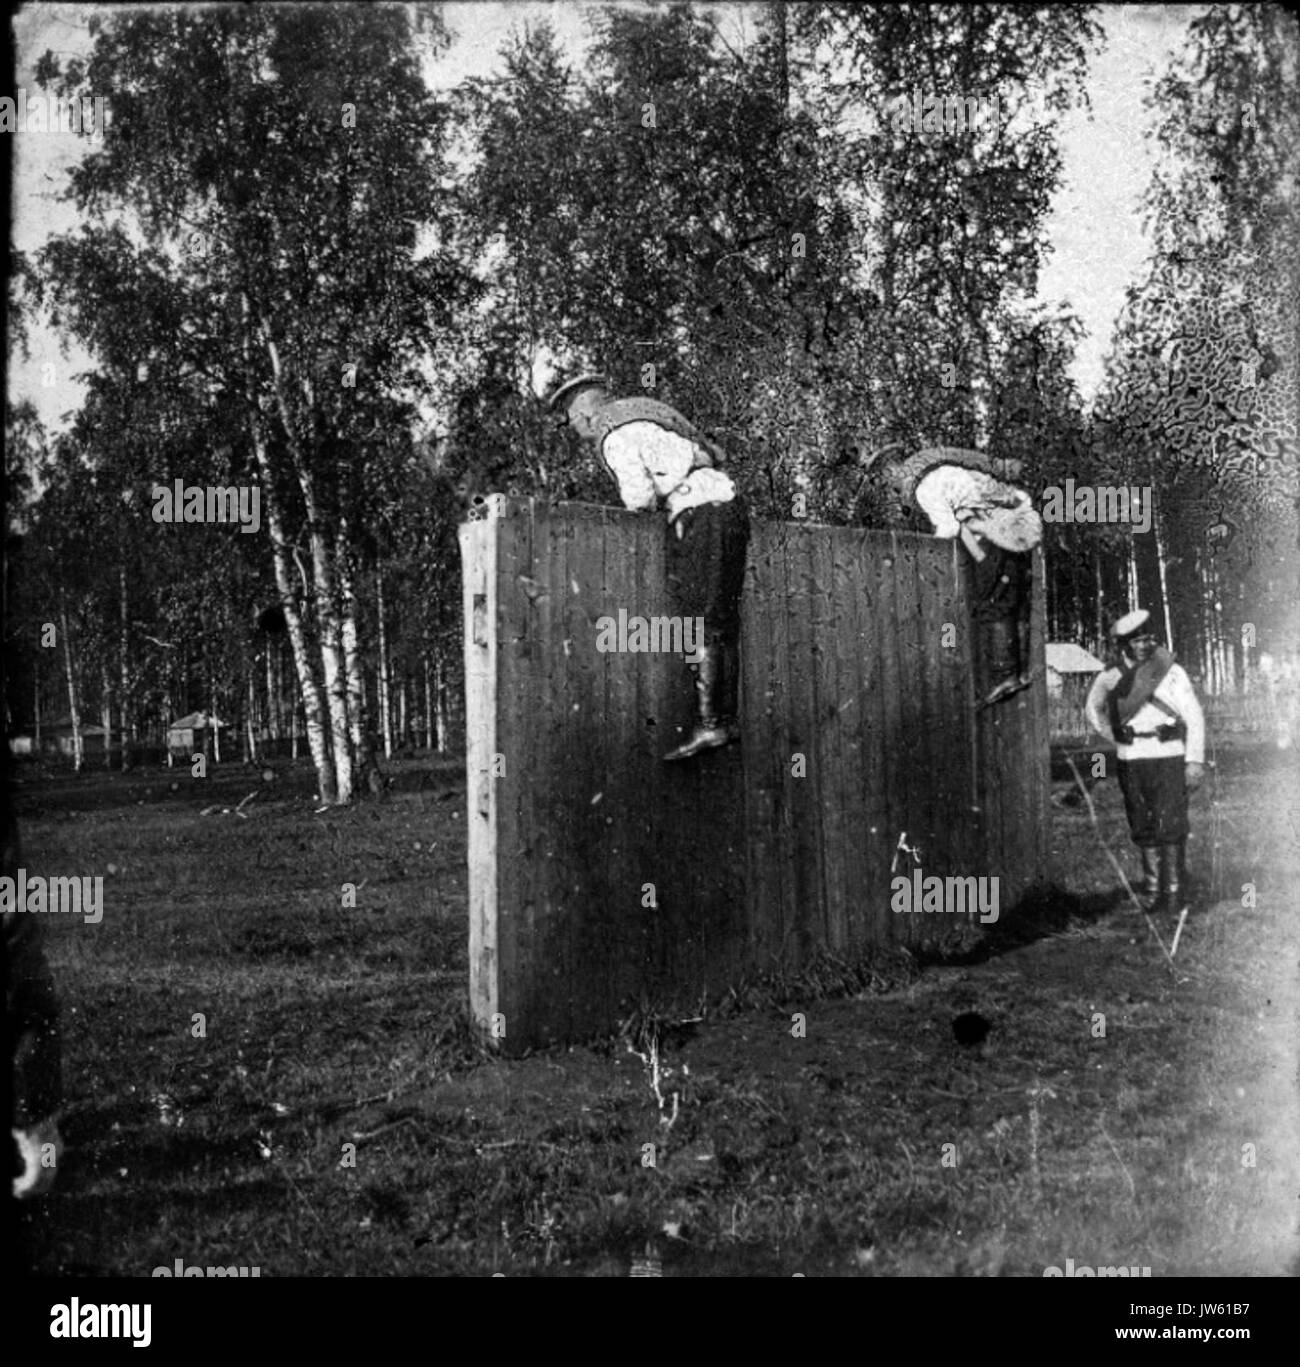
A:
[
  {"left": 1085, "top": 609, "right": 1206, "bottom": 914},
  {"left": 871, "top": 446, "right": 1043, "bottom": 706},
  {"left": 544, "top": 373, "right": 750, "bottom": 762}
]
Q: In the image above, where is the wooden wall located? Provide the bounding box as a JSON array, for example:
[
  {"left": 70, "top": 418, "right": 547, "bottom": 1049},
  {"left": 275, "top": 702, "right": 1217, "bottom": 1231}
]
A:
[{"left": 460, "top": 497, "right": 1049, "bottom": 1051}]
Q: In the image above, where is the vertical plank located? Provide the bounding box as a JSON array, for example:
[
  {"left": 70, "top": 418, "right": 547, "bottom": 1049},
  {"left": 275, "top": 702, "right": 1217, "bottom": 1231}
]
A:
[
  {"left": 459, "top": 514, "right": 499, "bottom": 1036},
  {"left": 858, "top": 531, "right": 893, "bottom": 947},
  {"left": 837, "top": 530, "right": 872, "bottom": 948},
  {"left": 742, "top": 526, "right": 783, "bottom": 975},
  {"left": 816, "top": 526, "right": 849, "bottom": 952},
  {"left": 564, "top": 504, "right": 612, "bottom": 1038},
  {"left": 783, "top": 523, "right": 819, "bottom": 962},
  {"left": 604, "top": 508, "right": 645, "bottom": 1022},
  {"left": 494, "top": 501, "right": 534, "bottom": 1044}
]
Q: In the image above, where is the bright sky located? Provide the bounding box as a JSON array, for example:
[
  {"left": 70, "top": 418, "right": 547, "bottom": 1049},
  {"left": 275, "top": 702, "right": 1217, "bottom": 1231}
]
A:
[{"left": 8, "top": 1, "right": 1204, "bottom": 433}]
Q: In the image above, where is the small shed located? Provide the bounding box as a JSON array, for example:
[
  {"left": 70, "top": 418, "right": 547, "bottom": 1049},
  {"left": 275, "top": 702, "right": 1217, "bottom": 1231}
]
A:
[
  {"left": 167, "top": 711, "right": 227, "bottom": 756},
  {"left": 1046, "top": 642, "right": 1105, "bottom": 695},
  {"left": 1046, "top": 643, "right": 1105, "bottom": 739}
]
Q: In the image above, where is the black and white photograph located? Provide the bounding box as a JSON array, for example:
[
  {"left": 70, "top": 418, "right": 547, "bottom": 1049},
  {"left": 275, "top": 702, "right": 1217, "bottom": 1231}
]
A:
[{"left": 3, "top": 0, "right": 1298, "bottom": 1310}]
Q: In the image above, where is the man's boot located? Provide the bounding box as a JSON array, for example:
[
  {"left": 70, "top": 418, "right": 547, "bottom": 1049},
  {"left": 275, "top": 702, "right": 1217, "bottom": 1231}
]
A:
[
  {"left": 1138, "top": 846, "right": 1160, "bottom": 908},
  {"left": 980, "top": 617, "right": 1029, "bottom": 706},
  {"left": 664, "top": 644, "right": 733, "bottom": 761},
  {"left": 1155, "top": 842, "right": 1187, "bottom": 913}
]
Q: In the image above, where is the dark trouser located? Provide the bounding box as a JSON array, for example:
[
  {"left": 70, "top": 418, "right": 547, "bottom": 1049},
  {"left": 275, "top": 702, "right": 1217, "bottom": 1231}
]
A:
[
  {"left": 970, "top": 544, "right": 1033, "bottom": 624},
  {"left": 665, "top": 496, "right": 750, "bottom": 643},
  {"left": 1117, "top": 756, "right": 1189, "bottom": 845},
  {"left": 969, "top": 544, "right": 1033, "bottom": 696},
  {"left": 664, "top": 496, "right": 750, "bottom": 740}
]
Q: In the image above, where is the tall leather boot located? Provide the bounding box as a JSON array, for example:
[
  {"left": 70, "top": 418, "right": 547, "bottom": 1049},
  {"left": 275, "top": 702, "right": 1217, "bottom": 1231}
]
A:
[
  {"left": 1155, "top": 842, "right": 1187, "bottom": 913},
  {"left": 664, "top": 645, "right": 733, "bottom": 761},
  {"left": 980, "top": 617, "right": 1029, "bottom": 706},
  {"left": 1138, "top": 846, "right": 1160, "bottom": 908}
]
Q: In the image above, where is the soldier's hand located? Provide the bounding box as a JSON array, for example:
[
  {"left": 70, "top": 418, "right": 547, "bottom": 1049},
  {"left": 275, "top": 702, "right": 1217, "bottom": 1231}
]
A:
[
  {"left": 1185, "top": 762, "right": 1205, "bottom": 792},
  {"left": 12, "top": 1119, "right": 62, "bottom": 1200}
]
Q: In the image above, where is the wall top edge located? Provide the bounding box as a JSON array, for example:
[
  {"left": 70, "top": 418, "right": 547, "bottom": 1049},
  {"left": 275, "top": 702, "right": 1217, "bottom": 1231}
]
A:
[{"left": 459, "top": 495, "right": 976, "bottom": 547}]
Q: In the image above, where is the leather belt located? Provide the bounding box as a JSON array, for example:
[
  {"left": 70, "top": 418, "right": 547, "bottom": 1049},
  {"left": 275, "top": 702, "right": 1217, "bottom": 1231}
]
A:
[{"left": 1117, "top": 723, "right": 1185, "bottom": 743}]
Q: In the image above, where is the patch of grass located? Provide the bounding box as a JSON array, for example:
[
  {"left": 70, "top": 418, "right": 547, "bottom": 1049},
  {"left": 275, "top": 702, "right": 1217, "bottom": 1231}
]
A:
[{"left": 13, "top": 752, "right": 1296, "bottom": 1275}]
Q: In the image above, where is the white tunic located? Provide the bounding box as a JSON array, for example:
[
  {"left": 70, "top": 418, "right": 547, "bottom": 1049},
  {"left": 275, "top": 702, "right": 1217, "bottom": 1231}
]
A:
[
  {"left": 914, "top": 465, "right": 1035, "bottom": 541},
  {"left": 1085, "top": 663, "right": 1206, "bottom": 764},
  {"left": 600, "top": 422, "right": 736, "bottom": 523}
]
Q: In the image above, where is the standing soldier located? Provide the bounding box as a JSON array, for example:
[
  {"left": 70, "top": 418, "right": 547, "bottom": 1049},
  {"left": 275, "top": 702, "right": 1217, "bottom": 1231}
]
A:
[
  {"left": 1085, "top": 609, "right": 1206, "bottom": 912},
  {"left": 870, "top": 446, "right": 1042, "bottom": 705},
  {"left": 544, "top": 373, "right": 750, "bottom": 762}
]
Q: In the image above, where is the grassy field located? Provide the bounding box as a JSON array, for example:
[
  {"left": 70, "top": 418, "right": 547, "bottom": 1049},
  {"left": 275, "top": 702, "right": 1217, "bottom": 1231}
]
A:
[{"left": 11, "top": 743, "right": 1298, "bottom": 1277}]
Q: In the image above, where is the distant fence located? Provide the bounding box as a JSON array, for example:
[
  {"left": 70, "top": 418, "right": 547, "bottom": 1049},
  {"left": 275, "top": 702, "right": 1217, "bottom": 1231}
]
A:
[{"left": 461, "top": 497, "right": 1049, "bottom": 1051}]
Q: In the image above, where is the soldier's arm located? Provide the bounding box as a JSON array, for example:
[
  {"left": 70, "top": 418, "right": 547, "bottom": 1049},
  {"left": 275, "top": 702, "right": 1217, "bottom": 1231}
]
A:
[
  {"left": 1168, "top": 667, "right": 1206, "bottom": 765},
  {"left": 598, "top": 428, "right": 659, "bottom": 511},
  {"left": 914, "top": 475, "right": 962, "bottom": 537}
]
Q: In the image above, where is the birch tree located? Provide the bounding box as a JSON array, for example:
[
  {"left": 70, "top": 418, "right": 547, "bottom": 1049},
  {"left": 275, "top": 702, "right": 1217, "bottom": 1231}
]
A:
[{"left": 29, "top": 4, "right": 468, "bottom": 802}]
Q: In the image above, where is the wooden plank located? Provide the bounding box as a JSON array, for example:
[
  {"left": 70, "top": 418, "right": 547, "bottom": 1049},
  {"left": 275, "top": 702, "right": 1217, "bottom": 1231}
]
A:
[
  {"left": 459, "top": 513, "right": 499, "bottom": 1036},
  {"left": 769, "top": 523, "right": 802, "bottom": 970},
  {"left": 783, "top": 522, "right": 820, "bottom": 963},
  {"left": 532, "top": 503, "right": 574, "bottom": 1045},
  {"left": 493, "top": 499, "right": 535, "bottom": 1047},
  {"left": 742, "top": 526, "right": 783, "bottom": 975},
  {"left": 816, "top": 526, "right": 850, "bottom": 952},
  {"left": 837, "top": 530, "right": 874, "bottom": 948},
  {"left": 562, "top": 504, "right": 611, "bottom": 1039},
  {"left": 604, "top": 508, "right": 650, "bottom": 1022},
  {"left": 857, "top": 530, "right": 892, "bottom": 947}
]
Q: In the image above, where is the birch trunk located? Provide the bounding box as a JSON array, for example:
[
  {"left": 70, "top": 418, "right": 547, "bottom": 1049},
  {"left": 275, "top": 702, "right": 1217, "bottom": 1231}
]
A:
[
  {"left": 435, "top": 653, "right": 449, "bottom": 753},
  {"left": 1152, "top": 494, "right": 1174, "bottom": 653},
  {"left": 335, "top": 523, "right": 368, "bottom": 787},
  {"left": 59, "top": 604, "right": 82, "bottom": 772},
  {"left": 376, "top": 564, "right": 393, "bottom": 760},
  {"left": 249, "top": 429, "right": 336, "bottom": 801},
  {"left": 266, "top": 646, "right": 278, "bottom": 741},
  {"left": 255, "top": 304, "right": 353, "bottom": 803},
  {"left": 240, "top": 294, "right": 334, "bottom": 798},
  {"left": 102, "top": 673, "right": 112, "bottom": 768},
  {"left": 120, "top": 564, "right": 131, "bottom": 769},
  {"left": 1093, "top": 547, "right": 1105, "bottom": 655},
  {"left": 246, "top": 670, "right": 258, "bottom": 763},
  {"left": 424, "top": 653, "right": 433, "bottom": 752},
  {"left": 211, "top": 686, "right": 222, "bottom": 764}
]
